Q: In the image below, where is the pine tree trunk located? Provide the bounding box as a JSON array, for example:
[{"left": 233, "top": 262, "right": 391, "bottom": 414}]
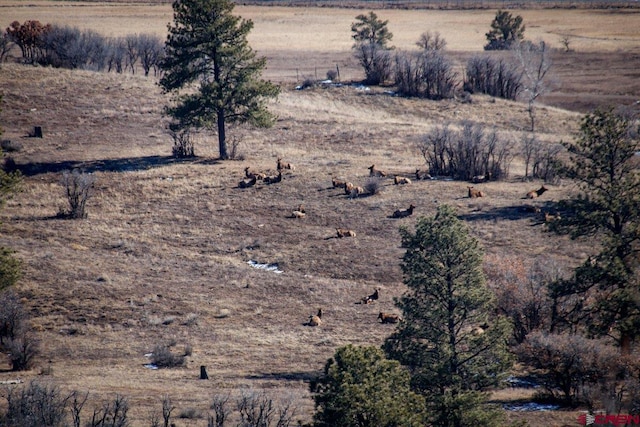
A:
[{"left": 217, "top": 109, "right": 227, "bottom": 160}]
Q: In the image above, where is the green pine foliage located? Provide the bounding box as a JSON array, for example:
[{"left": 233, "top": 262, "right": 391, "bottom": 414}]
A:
[
  {"left": 351, "top": 11, "right": 393, "bottom": 48},
  {"left": 549, "top": 108, "right": 640, "bottom": 352},
  {"left": 160, "top": 0, "right": 280, "bottom": 159},
  {"left": 0, "top": 95, "right": 21, "bottom": 292},
  {"left": 350, "top": 11, "right": 394, "bottom": 85},
  {"left": 384, "top": 205, "right": 512, "bottom": 427},
  {"left": 311, "top": 345, "right": 426, "bottom": 427},
  {"left": 484, "top": 10, "right": 525, "bottom": 50}
]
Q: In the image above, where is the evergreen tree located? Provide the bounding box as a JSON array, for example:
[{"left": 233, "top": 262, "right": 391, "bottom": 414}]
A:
[
  {"left": 384, "top": 205, "right": 512, "bottom": 427},
  {"left": 484, "top": 10, "right": 525, "bottom": 50},
  {"left": 0, "top": 95, "right": 22, "bottom": 291},
  {"left": 549, "top": 108, "right": 640, "bottom": 354},
  {"left": 311, "top": 345, "right": 425, "bottom": 427},
  {"left": 351, "top": 12, "right": 394, "bottom": 85},
  {"left": 159, "top": 0, "right": 280, "bottom": 159}
]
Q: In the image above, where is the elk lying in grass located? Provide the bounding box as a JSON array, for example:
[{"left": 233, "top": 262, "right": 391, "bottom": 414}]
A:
[
  {"left": 238, "top": 176, "right": 257, "bottom": 188},
  {"left": 415, "top": 169, "right": 431, "bottom": 180},
  {"left": 291, "top": 204, "right": 306, "bottom": 218},
  {"left": 305, "top": 308, "right": 322, "bottom": 326},
  {"left": 526, "top": 185, "right": 548, "bottom": 199},
  {"left": 349, "top": 186, "right": 366, "bottom": 198},
  {"left": 394, "top": 176, "right": 411, "bottom": 185},
  {"left": 264, "top": 171, "right": 282, "bottom": 185},
  {"left": 336, "top": 228, "right": 356, "bottom": 238},
  {"left": 467, "top": 186, "right": 485, "bottom": 198},
  {"left": 277, "top": 158, "right": 294, "bottom": 171},
  {"left": 332, "top": 177, "right": 346, "bottom": 188},
  {"left": 391, "top": 204, "right": 416, "bottom": 219},
  {"left": 244, "top": 167, "right": 266, "bottom": 181},
  {"left": 378, "top": 312, "right": 401, "bottom": 324},
  {"left": 344, "top": 182, "right": 354, "bottom": 195},
  {"left": 368, "top": 165, "right": 387, "bottom": 178},
  {"left": 544, "top": 211, "right": 561, "bottom": 223},
  {"left": 360, "top": 288, "right": 379, "bottom": 304}
]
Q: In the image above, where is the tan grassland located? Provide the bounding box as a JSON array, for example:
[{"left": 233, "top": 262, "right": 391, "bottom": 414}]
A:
[{"left": 0, "top": 2, "right": 639, "bottom": 426}]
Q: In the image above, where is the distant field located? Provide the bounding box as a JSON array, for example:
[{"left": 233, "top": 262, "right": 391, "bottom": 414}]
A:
[{"left": 0, "top": 2, "right": 639, "bottom": 426}]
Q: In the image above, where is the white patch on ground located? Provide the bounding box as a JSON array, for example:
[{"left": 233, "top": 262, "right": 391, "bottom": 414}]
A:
[{"left": 247, "top": 260, "right": 283, "bottom": 274}]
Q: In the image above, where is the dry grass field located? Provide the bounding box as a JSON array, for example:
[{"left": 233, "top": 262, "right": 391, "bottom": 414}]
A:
[{"left": 1, "top": 2, "right": 640, "bottom": 426}]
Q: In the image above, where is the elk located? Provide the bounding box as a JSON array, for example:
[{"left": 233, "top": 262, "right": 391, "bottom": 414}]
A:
[
  {"left": 526, "top": 185, "right": 548, "bottom": 199},
  {"left": 394, "top": 176, "right": 411, "bottom": 185},
  {"left": 238, "top": 176, "right": 257, "bottom": 188},
  {"left": 467, "top": 186, "right": 485, "bottom": 198},
  {"left": 378, "top": 312, "right": 400, "bottom": 324},
  {"left": 415, "top": 169, "right": 431, "bottom": 180},
  {"left": 368, "top": 165, "right": 387, "bottom": 178},
  {"left": 332, "top": 177, "right": 346, "bottom": 188},
  {"left": 391, "top": 204, "right": 416, "bottom": 219},
  {"left": 305, "top": 308, "right": 322, "bottom": 326},
  {"left": 264, "top": 171, "right": 282, "bottom": 185},
  {"left": 361, "top": 288, "right": 379, "bottom": 304},
  {"left": 244, "top": 166, "right": 266, "bottom": 181},
  {"left": 336, "top": 228, "right": 356, "bottom": 238},
  {"left": 277, "top": 157, "right": 294, "bottom": 171}
]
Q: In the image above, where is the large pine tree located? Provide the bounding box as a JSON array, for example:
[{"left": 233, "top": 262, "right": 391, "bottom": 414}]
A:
[
  {"left": 384, "top": 205, "right": 512, "bottom": 427},
  {"left": 549, "top": 108, "right": 640, "bottom": 354},
  {"left": 160, "top": 0, "right": 280, "bottom": 159}
]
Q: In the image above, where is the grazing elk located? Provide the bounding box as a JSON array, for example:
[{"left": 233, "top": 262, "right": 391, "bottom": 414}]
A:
[
  {"left": 391, "top": 204, "right": 416, "bottom": 219},
  {"left": 526, "top": 185, "right": 548, "bottom": 199},
  {"left": 378, "top": 312, "right": 401, "bottom": 324},
  {"left": 467, "top": 186, "right": 485, "bottom": 198},
  {"left": 368, "top": 165, "right": 387, "bottom": 178}
]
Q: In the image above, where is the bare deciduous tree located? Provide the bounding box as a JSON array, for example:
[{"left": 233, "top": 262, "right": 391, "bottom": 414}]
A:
[
  {"left": 394, "top": 50, "right": 457, "bottom": 99},
  {"left": 416, "top": 30, "right": 447, "bottom": 51},
  {"left": 60, "top": 169, "right": 95, "bottom": 219},
  {"left": 514, "top": 40, "right": 554, "bottom": 132}
]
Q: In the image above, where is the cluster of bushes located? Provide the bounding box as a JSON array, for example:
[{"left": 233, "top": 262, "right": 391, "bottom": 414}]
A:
[
  {"left": 4, "top": 20, "right": 164, "bottom": 75},
  {"left": 0, "top": 385, "right": 300, "bottom": 427}
]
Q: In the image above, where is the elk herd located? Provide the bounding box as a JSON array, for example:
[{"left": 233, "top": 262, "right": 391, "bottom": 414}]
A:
[{"left": 235, "top": 157, "right": 556, "bottom": 327}]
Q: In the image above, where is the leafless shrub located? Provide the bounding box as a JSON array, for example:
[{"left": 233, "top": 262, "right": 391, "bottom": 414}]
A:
[
  {"left": 69, "top": 390, "right": 89, "bottom": 427},
  {"left": 560, "top": 35, "right": 572, "bottom": 52},
  {"left": 364, "top": 177, "right": 382, "bottom": 195},
  {"left": 106, "top": 37, "right": 126, "bottom": 73},
  {"left": 299, "top": 77, "right": 316, "bottom": 90},
  {"left": 168, "top": 126, "right": 195, "bottom": 158},
  {"left": 464, "top": 54, "right": 523, "bottom": 101},
  {"left": 1, "top": 139, "right": 22, "bottom": 153},
  {"left": 88, "top": 394, "right": 129, "bottom": 427},
  {"left": 209, "top": 394, "right": 231, "bottom": 427},
  {"left": 60, "top": 169, "right": 95, "bottom": 219},
  {"left": 150, "top": 343, "right": 186, "bottom": 368},
  {"left": 417, "top": 122, "right": 513, "bottom": 181},
  {"left": 0, "top": 32, "right": 12, "bottom": 63},
  {"left": 237, "top": 391, "right": 276, "bottom": 427},
  {"left": 40, "top": 26, "right": 109, "bottom": 71},
  {"left": 416, "top": 31, "right": 447, "bottom": 51},
  {"left": 326, "top": 69, "right": 338, "bottom": 81},
  {"left": 136, "top": 33, "right": 164, "bottom": 77},
  {"left": 532, "top": 143, "right": 563, "bottom": 184},
  {"left": 5, "top": 381, "right": 69, "bottom": 427},
  {"left": 354, "top": 43, "right": 393, "bottom": 86},
  {"left": 0, "top": 290, "right": 27, "bottom": 345},
  {"left": 7, "top": 331, "right": 39, "bottom": 371},
  {"left": 159, "top": 395, "right": 175, "bottom": 427},
  {"left": 179, "top": 407, "right": 203, "bottom": 419},
  {"left": 516, "top": 332, "right": 618, "bottom": 405},
  {"left": 394, "top": 50, "right": 457, "bottom": 100}
]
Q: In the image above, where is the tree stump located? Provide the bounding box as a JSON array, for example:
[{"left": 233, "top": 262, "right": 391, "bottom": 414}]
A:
[
  {"left": 200, "top": 365, "right": 209, "bottom": 380},
  {"left": 33, "top": 126, "right": 43, "bottom": 138}
]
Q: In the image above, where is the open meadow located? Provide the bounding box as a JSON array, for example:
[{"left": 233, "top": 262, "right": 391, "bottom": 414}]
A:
[{"left": 1, "top": 1, "right": 640, "bottom": 425}]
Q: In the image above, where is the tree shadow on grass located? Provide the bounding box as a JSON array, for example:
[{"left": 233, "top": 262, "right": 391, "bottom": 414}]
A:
[
  {"left": 16, "top": 155, "right": 221, "bottom": 177},
  {"left": 457, "top": 202, "right": 558, "bottom": 223},
  {"left": 246, "top": 371, "right": 319, "bottom": 383}
]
